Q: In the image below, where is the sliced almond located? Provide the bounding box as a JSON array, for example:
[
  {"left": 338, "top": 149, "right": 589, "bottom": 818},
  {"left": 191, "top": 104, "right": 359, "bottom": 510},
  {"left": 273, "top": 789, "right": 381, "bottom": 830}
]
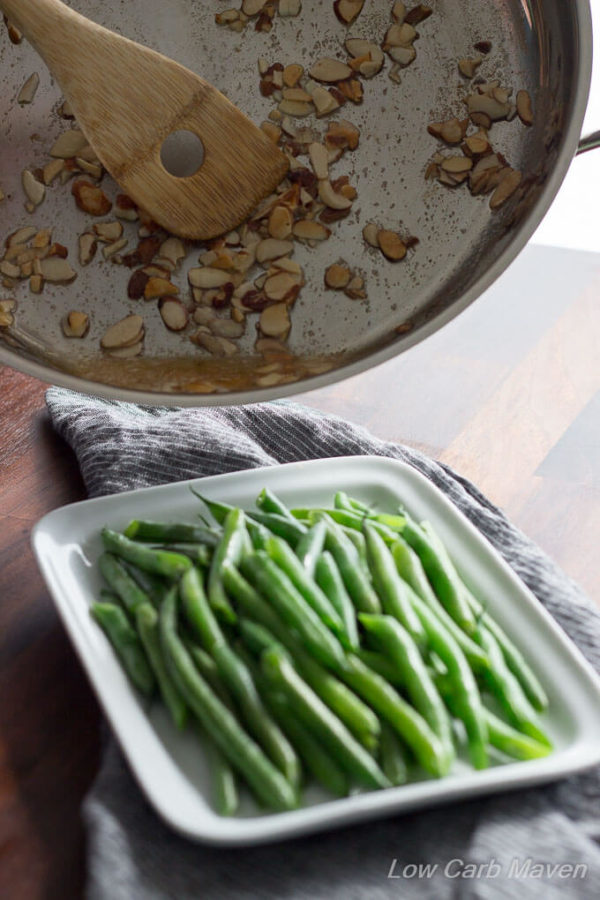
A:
[
  {"left": 292, "top": 220, "right": 331, "bottom": 241},
  {"left": 489, "top": 168, "right": 522, "bottom": 209},
  {"left": 283, "top": 64, "right": 304, "bottom": 87},
  {"left": 463, "top": 131, "right": 492, "bottom": 156},
  {"left": 325, "top": 119, "right": 360, "bottom": 151},
  {"left": 310, "top": 58, "right": 353, "bottom": 83},
  {"left": 93, "top": 221, "right": 123, "bottom": 243},
  {"left": 441, "top": 156, "right": 473, "bottom": 174},
  {"left": 7, "top": 226, "right": 37, "bottom": 247},
  {"left": 191, "top": 332, "right": 238, "bottom": 357},
  {"left": 324, "top": 263, "right": 351, "bottom": 290},
  {"left": 278, "top": 99, "right": 313, "bottom": 118},
  {"left": 256, "top": 239, "right": 295, "bottom": 264},
  {"left": 115, "top": 194, "right": 139, "bottom": 222},
  {"left": 78, "top": 233, "right": 97, "bottom": 266},
  {"left": 333, "top": 0, "right": 365, "bottom": 25},
  {"left": 312, "top": 85, "right": 341, "bottom": 117},
  {"left": 377, "top": 230, "right": 407, "bottom": 261},
  {"left": 279, "top": 0, "right": 302, "bottom": 15},
  {"left": 362, "top": 223, "right": 380, "bottom": 247},
  {"left": 0, "top": 299, "right": 16, "bottom": 328},
  {"left": 282, "top": 87, "right": 313, "bottom": 103},
  {"left": 101, "top": 314, "right": 144, "bottom": 349},
  {"left": 466, "top": 92, "right": 512, "bottom": 122},
  {"left": 102, "top": 237, "right": 128, "bottom": 260},
  {"left": 32, "top": 228, "right": 51, "bottom": 249},
  {"left": 127, "top": 270, "right": 150, "bottom": 299},
  {"left": 17, "top": 72, "right": 40, "bottom": 105},
  {"left": 458, "top": 57, "right": 482, "bottom": 79},
  {"left": 241, "top": 0, "right": 266, "bottom": 15},
  {"left": 268, "top": 205, "right": 293, "bottom": 240},
  {"left": 405, "top": 4, "right": 432, "bottom": 24},
  {"left": 318, "top": 179, "right": 352, "bottom": 210},
  {"left": 345, "top": 274, "right": 366, "bottom": 299},
  {"left": 261, "top": 121, "right": 282, "bottom": 143},
  {"left": 62, "top": 310, "right": 90, "bottom": 338},
  {"left": 384, "top": 22, "right": 417, "bottom": 48},
  {"left": 308, "top": 143, "right": 329, "bottom": 181},
  {"left": 264, "top": 271, "right": 302, "bottom": 302},
  {"left": 516, "top": 89, "right": 534, "bottom": 126},
  {"left": 39, "top": 257, "right": 77, "bottom": 283},
  {"left": 392, "top": 1, "right": 407, "bottom": 22},
  {"left": 29, "top": 274, "right": 43, "bottom": 294},
  {"left": 50, "top": 129, "right": 89, "bottom": 159},
  {"left": 188, "top": 267, "right": 233, "bottom": 289},
  {"left": 22, "top": 170, "right": 45, "bottom": 208},
  {"left": 345, "top": 39, "right": 384, "bottom": 68},
  {"left": 144, "top": 276, "right": 179, "bottom": 299},
  {"left": 42, "top": 158, "right": 66, "bottom": 185},
  {"left": 260, "top": 302, "right": 291, "bottom": 339},
  {"left": 159, "top": 297, "right": 189, "bottom": 331},
  {"left": 159, "top": 237, "right": 186, "bottom": 268},
  {"left": 71, "top": 180, "right": 112, "bottom": 216},
  {"left": 208, "top": 318, "right": 245, "bottom": 339},
  {"left": 0, "top": 261, "right": 20, "bottom": 279},
  {"left": 388, "top": 46, "right": 416, "bottom": 67}
]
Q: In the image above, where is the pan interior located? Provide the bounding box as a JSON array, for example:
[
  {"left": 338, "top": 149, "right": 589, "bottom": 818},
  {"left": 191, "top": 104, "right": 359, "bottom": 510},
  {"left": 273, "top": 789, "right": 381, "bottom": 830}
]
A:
[{"left": 0, "top": 1, "right": 583, "bottom": 400}]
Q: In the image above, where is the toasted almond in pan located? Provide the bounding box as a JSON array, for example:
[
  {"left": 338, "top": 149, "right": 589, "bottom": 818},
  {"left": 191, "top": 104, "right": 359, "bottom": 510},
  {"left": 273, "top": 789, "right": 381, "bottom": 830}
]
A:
[
  {"left": 101, "top": 314, "right": 144, "bottom": 349},
  {"left": 93, "top": 221, "right": 123, "bottom": 243},
  {"left": 310, "top": 58, "right": 353, "bottom": 83},
  {"left": 50, "top": 129, "right": 89, "bottom": 159},
  {"left": 345, "top": 274, "right": 366, "bottom": 299},
  {"left": 278, "top": 99, "right": 313, "bottom": 118},
  {"left": 516, "top": 89, "right": 534, "bottom": 126},
  {"left": 0, "top": 260, "right": 20, "bottom": 279},
  {"left": 107, "top": 340, "right": 144, "bottom": 359},
  {"left": 261, "top": 121, "right": 282, "bottom": 143},
  {"left": 458, "top": 56, "right": 483, "bottom": 79},
  {"left": 405, "top": 4, "right": 432, "bottom": 24},
  {"left": 283, "top": 64, "right": 304, "bottom": 87},
  {"left": 260, "top": 302, "right": 291, "bottom": 339},
  {"left": 324, "top": 263, "right": 352, "bottom": 289},
  {"left": 188, "top": 266, "right": 233, "bottom": 289},
  {"left": 279, "top": 0, "right": 302, "bottom": 15},
  {"left": 17, "top": 72, "right": 40, "bottom": 105},
  {"left": 102, "top": 237, "right": 128, "bottom": 260},
  {"left": 377, "top": 230, "right": 407, "bottom": 261},
  {"left": 242, "top": 0, "right": 267, "bottom": 16},
  {"left": 158, "top": 297, "right": 190, "bottom": 331},
  {"left": 62, "top": 310, "right": 90, "bottom": 338},
  {"left": 268, "top": 205, "right": 293, "bottom": 240},
  {"left": 0, "top": 299, "right": 16, "bottom": 327},
  {"left": 39, "top": 257, "right": 77, "bottom": 283},
  {"left": 256, "top": 239, "right": 295, "bottom": 264},
  {"left": 78, "top": 233, "right": 97, "bottom": 266},
  {"left": 318, "top": 179, "right": 352, "bottom": 210},
  {"left": 264, "top": 271, "right": 302, "bottom": 302},
  {"left": 71, "top": 180, "right": 112, "bottom": 216},
  {"left": 333, "top": 0, "right": 365, "bottom": 26},
  {"left": 7, "top": 226, "right": 37, "bottom": 247},
  {"left": 362, "top": 222, "right": 380, "bottom": 247},
  {"left": 311, "top": 85, "right": 341, "bottom": 117},
  {"left": 292, "top": 220, "right": 331, "bottom": 242},
  {"left": 191, "top": 332, "right": 238, "bottom": 357},
  {"left": 208, "top": 318, "right": 245, "bottom": 339},
  {"left": 489, "top": 168, "right": 522, "bottom": 209},
  {"left": 441, "top": 156, "right": 473, "bottom": 174},
  {"left": 22, "top": 170, "right": 45, "bottom": 208},
  {"left": 144, "top": 276, "right": 179, "bottom": 300},
  {"left": 29, "top": 274, "right": 43, "bottom": 294}
]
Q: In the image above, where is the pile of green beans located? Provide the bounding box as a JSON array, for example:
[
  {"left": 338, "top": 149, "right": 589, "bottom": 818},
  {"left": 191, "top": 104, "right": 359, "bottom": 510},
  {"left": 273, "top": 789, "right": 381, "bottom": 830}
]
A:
[{"left": 90, "top": 489, "right": 552, "bottom": 816}]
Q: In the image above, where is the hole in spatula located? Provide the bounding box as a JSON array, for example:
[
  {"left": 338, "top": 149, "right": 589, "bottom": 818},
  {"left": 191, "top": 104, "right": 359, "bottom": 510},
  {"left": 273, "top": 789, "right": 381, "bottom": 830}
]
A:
[{"left": 160, "top": 130, "right": 205, "bottom": 178}]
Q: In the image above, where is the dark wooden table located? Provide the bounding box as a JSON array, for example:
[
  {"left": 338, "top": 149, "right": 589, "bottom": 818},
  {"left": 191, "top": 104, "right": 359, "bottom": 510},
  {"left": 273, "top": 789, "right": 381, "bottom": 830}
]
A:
[{"left": 0, "top": 244, "right": 598, "bottom": 899}]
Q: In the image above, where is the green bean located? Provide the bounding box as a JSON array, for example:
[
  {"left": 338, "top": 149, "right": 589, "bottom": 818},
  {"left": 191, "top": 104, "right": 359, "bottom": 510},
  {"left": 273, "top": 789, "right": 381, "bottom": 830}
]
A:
[
  {"left": 181, "top": 567, "right": 223, "bottom": 651},
  {"left": 262, "top": 648, "right": 390, "bottom": 791},
  {"left": 337, "top": 656, "right": 448, "bottom": 777},
  {"left": 379, "top": 722, "right": 409, "bottom": 786},
  {"left": 363, "top": 524, "right": 426, "bottom": 647},
  {"left": 355, "top": 648, "right": 401, "bottom": 685},
  {"left": 101, "top": 529, "right": 192, "bottom": 580},
  {"left": 435, "top": 674, "right": 550, "bottom": 762},
  {"left": 339, "top": 527, "right": 368, "bottom": 566},
  {"left": 462, "top": 591, "right": 548, "bottom": 711},
  {"left": 180, "top": 567, "right": 300, "bottom": 785},
  {"left": 91, "top": 602, "right": 155, "bottom": 697},
  {"left": 360, "top": 614, "right": 454, "bottom": 767},
  {"left": 477, "top": 626, "right": 551, "bottom": 747},
  {"left": 204, "top": 735, "right": 239, "bottom": 816},
  {"left": 123, "top": 563, "right": 168, "bottom": 609},
  {"left": 265, "top": 692, "right": 348, "bottom": 797},
  {"left": 256, "top": 488, "right": 296, "bottom": 520},
  {"left": 135, "top": 602, "right": 187, "bottom": 729},
  {"left": 189, "top": 490, "right": 233, "bottom": 525},
  {"left": 392, "top": 540, "right": 489, "bottom": 671},
  {"left": 240, "top": 552, "right": 345, "bottom": 669},
  {"left": 156, "top": 543, "right": 212, "bottom": 568},
  {"left": 159, "top": 588, "right": 297, "bottom": 812},
  {"left": 334, "top": 491, "right": 371, "bottom": 515},
  {"left": 395, "top": 517, "right": 477, "bottom": 635},
  {"left": 123, "top": 520, "right": 220, "bottom": 546},
  {"left": 295, "top": 520, "right": 327, "bottom": 577},
  {"left": 314, "top": 552, "right": 359, "bottom": 651},
  {"left": 222, "top": 567, "right": 380, "bottom": 750},
  {"left": 409, "top": 594, "right": 488, "bottom": 769},
  {"left": 99, "top": 553, "right": 149, "bottom": 614},
  {"left": 186, "top": 643, "right": 235, "bottom": 710},
  {"left": 265, "top": 536, "right": 345, "bottom": 640},
  {"left": 322, "top": 517, "right": 381, "bottom": 615},
  {"left": 296, "top": 508, "right": 398, "bottom": 545},
  {"left": 208, "top": 508, "right": 246, "bottom": 623},
  {"left": 247, "top": 511, "right": 307, "bottom": 546}
]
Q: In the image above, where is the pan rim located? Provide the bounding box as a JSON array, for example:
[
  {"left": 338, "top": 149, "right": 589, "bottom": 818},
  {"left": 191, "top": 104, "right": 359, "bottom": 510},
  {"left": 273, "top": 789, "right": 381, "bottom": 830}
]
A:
[{"left": 0, "top": 0, "right": 594, "bottom": 408}]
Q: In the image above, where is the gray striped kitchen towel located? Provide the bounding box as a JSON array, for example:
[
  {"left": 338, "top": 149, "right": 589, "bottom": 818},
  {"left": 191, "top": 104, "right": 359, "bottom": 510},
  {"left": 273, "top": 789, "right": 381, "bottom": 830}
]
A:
[{"left": 46, "top": 386, "right": 600, "bottom": 900}]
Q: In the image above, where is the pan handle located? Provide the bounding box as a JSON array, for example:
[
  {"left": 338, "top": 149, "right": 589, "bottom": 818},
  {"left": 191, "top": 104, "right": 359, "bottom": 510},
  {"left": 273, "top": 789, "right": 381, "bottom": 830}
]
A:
[{"left": 577, "top": 131, "right": 600, "bottom": 154}]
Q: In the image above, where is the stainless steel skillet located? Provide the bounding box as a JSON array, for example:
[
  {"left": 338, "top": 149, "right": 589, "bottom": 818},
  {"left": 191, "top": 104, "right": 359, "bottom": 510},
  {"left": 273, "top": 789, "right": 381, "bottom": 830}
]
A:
[{"left": 0, "top": 0, "right": 595, "bottom": 406}]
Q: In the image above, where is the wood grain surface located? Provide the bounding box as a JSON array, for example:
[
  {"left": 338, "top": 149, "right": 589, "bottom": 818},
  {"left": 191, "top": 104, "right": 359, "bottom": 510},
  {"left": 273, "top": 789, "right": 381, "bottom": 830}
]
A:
[{"left": 0, "top": 245, "right": 597, "bottom": 899}]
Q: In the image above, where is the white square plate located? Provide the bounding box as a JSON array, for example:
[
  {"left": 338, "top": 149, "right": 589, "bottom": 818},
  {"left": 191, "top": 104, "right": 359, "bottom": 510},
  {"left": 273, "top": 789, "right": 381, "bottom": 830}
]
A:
[{"left": 32, "top": 456, "right": 600, "bottom": 845}]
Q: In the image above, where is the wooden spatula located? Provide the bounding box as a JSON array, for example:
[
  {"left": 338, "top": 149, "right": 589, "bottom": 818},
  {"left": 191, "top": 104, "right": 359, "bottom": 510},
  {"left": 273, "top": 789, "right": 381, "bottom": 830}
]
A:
[{"left": 0, "top": 0, "right": 289, "bottom": 239}]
